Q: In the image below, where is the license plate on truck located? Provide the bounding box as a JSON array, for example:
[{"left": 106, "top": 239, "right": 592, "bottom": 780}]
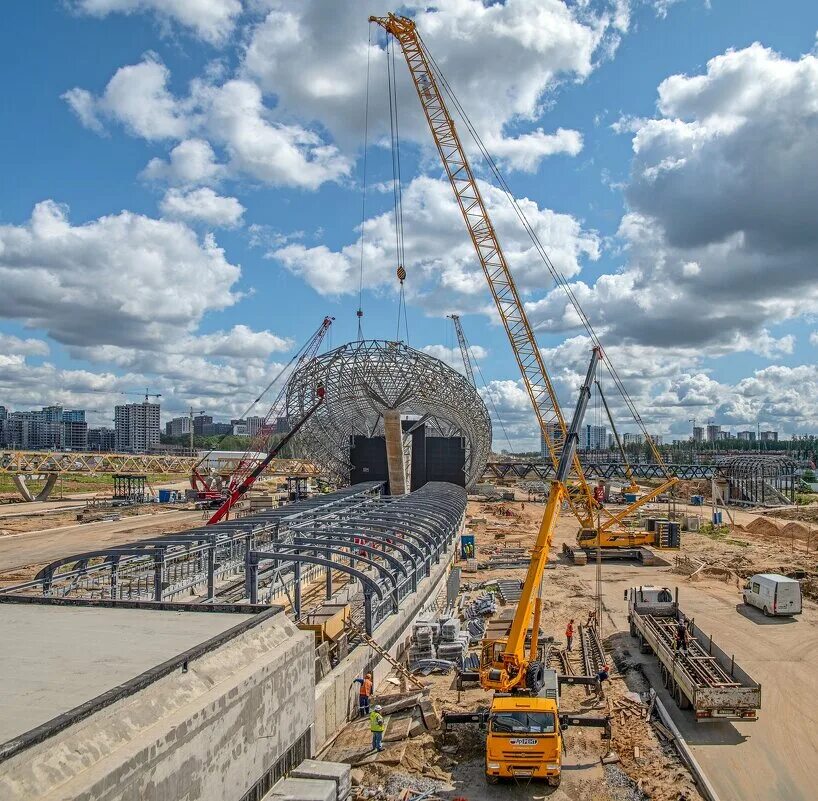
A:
[{"left": 511, "top": 769, "right": 533, "bottom": 777}]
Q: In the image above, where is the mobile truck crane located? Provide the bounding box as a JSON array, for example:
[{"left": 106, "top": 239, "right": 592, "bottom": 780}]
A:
[{"left": 368, "top": 12, "right": 665, "bottom": 782}]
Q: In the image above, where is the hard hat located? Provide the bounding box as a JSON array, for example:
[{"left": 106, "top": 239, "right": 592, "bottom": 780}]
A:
[{"left": 374, "top": 704, "right": 382, "bottom": 711}]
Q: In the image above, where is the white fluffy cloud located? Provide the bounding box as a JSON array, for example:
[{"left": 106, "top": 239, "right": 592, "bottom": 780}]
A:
[
  {"left": 160, "top": 187, "right": 245, "bottom": 227},
  {"left": 272, "top": 175, "right": 600, "bottom": 311},
  {"left": 242, "top": 0, "right": 625, "bottom": 171},
  {"left": 421, "top": 343, "right": 488, "bottom": 378},
  {"left": 0, "top": 334, "right": 50, "bottom": 358},
  {"left": 73, "top": 0, "right": 242, "bottom": 45},
  {"left": 142, "top": 139, "right": 226, "bottom": 185},
  {"left": 527, "top": 42, "right": 818, "bottom": 358},
  {"left": 65, "top": 58, "right": 352, "bottom": 190},
  {"left": 64, "top": 56, "right": 191, "bottom": 140},
  {"left": 0, "top": 200, "right": 241, "bottom": 349}
]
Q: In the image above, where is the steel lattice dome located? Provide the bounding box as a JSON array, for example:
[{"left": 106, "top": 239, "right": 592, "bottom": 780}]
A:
[{"left": 285, "top": 339, "right": 491, "bottom": 488}]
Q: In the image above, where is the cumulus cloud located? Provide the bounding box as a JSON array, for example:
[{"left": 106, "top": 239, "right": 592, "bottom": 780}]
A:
[
  {"left": 0, "top": 334, "right": 50, "bottom": 358},
  {"left": 142, "top": 139, "right": 226, "bottom": 185},
  {"left": 73, "top": 0, "right": 242, "bottom": 45},
  {"left": 272, "top": 175, "right": 600, "bottom": 310},
  {"left": 527, "top": 42, "right": 818, "bottom": 359},
  {"left": 421, "top": 343, "right": 488, "bottom": 377},
  {"left": 160, "top": 187, "right": 245, "bottom": 227},
  {"left": 0, "top": 200, "right": 242, "bottom": 349},
  {"left": 242, "top": 0, "right": 624, "bottom": 171},
  {"left": 64, "top": 55, "right": 191, "bottom": 140},
  {"left": 64, "top": 58, "right": 352, "bottom": 190}
]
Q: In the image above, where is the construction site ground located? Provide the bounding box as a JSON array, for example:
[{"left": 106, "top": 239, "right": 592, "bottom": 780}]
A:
[{"left": 343, "top": 494, "right": 817, "bottom": 801}]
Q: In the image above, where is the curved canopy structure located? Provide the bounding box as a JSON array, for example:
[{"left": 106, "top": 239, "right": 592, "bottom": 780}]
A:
[
  {"left": 286, "top": 340, "right": 491, "bottom": 489},
  {"left": 716, "top": 455, "right": 797, "bottom": 506}
]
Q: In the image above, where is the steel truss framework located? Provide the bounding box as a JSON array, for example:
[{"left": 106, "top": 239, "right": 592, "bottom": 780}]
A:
[
  {"left": 717, "top": 455, "right": 797, "bottom": 506},
  {"left": 286, "top": 340, "right": 491, "bottom": 489},
  {"left": 483, "top": 461, "right": 718, "bottom": 481},
  {"left": 1, "top": 481, "right": 466, "bottom": 634},
  {"left": 0, "top": 450, "right": 321, "bottom": 477}
]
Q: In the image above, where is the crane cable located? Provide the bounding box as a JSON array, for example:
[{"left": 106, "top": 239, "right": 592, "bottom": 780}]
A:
[
  {"left": 357, "top": 26, "right": 373, "bottom": 341},
  {"left": 387, "top": 35, "right": 409, "bottom": 343},
  {"left": 417, "top": 34, "right": 667, "bottom": 475},
  {"left": 468, "top": 334, "right": 516, "bottom": 456}
]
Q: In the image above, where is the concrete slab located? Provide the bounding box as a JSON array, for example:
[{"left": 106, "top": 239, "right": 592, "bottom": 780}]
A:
[
  {"left": 0, "top": 602, "right": 255, "bottom": 744},
  {"left": 267, "top": 777, "right": 337, "bottom": 801},
  {"left": 291, "top": 759, "right": 351, "bottom": 800}
]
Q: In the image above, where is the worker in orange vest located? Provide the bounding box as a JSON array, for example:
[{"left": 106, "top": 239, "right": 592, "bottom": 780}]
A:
[
  {"left": 566, "top": 619, "right": 575, "bottom": 652},
  {"left": 354, "top": 672, "right": 373, "bottom": 715}
]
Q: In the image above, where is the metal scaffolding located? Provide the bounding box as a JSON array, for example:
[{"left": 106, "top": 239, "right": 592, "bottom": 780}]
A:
[
  {"left": 1, "top": 481, "right": 466, "bottom": 635},
  {"left": 285, "top": 340, "right": 491, "bottom": 490},
  {"left": 716, "top": 455, "right": 797, "bottom": 506}
]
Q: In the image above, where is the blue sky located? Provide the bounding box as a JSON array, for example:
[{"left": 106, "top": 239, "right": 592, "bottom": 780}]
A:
[{"left": 1, "top": 0, "right": 817, "bottom": 448}]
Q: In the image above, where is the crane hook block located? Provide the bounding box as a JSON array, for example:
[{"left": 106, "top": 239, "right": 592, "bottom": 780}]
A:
[{"left": 397, "top": 265, "right": 406, "bottom": 282}]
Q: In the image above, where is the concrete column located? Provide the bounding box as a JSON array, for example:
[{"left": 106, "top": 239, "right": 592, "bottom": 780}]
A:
[
  {"left": 294, "top": 561, "right": 302, "bottom": 618},
  {"left": 153, "top": 551, "right": 164, "bottom": 602},
  {"left": 11, "top": 475, "right": 34, "bottom": 502},
  {"left": 207, "top": 543, "right": 216, "bottom": 600},
  {"left": 383, "top": 410, "right": 409, "bottom": 496}
]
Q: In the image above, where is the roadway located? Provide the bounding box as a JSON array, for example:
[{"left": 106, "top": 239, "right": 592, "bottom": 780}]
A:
[
  {"left": 570, "top": 545, "right": 818, "bottom": 801},
  {"left": 0, "top": 510, "right": 204, "bottom": 575}
]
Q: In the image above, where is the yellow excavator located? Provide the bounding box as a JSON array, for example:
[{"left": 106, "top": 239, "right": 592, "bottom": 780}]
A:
[{"left": 369, "top": 12, "right": 674, "bottom": 783}]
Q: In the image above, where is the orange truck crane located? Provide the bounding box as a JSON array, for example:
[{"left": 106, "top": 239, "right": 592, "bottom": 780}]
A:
[{"left": 369, "top": 12, "right": 672, "bottom": 784}]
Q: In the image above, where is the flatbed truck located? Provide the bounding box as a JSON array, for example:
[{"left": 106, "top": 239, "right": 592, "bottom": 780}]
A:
[{"left": 625, "top": 586, "right": 761, "bottom": 721}]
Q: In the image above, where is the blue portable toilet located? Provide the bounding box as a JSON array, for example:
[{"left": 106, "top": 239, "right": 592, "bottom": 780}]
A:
[
  {"left": 711, "top": 510, "right": 722, "bottom": 525},
  {"left": 158, "top": 489, "right": 171, "bottom": 503}
]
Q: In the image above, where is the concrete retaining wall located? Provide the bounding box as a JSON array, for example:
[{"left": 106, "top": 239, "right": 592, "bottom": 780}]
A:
[
  {"left": 0, "top": 612, "right": 313, "bottom": 801},
  {"left": 312, "top": 526, "right": 461, "bottom": 751}
]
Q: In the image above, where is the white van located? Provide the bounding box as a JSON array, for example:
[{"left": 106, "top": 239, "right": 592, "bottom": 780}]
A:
[{"left": 742, "top": 573, "right": 802, "bottom": 617}]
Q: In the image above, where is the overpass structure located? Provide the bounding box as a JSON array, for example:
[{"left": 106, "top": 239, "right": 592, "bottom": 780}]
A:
[
  {"left": 0, "top": 449, "right": 322, "bottom": 502},
  {"left": 483, "top": 460, "right": 716, "bottom": 482}
]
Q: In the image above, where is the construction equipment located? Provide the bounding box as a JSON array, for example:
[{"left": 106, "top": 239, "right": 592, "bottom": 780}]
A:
[
  {"left": 120, "top": 388, "right": 161, "bottom": 402},
  {"left": 595, "top": 380, "right": 639, "bottom": 495},
  {"left": 368, "top": 11, "right": 666, "bottom": 783},
  {"left": 626, "top": 586, "right": 761, "bottom": 721},
  {"left": 448, "top": 314, "right": 476, "bottom": 387},
  {"left": 368, "top": 13, "right": 676, "bottom": 569},
  {"left": 192, "top": 316, "right": 333, "bottom": 516},
  {"left": 205, "top": 388, "right": 325, "bottom": 524}
]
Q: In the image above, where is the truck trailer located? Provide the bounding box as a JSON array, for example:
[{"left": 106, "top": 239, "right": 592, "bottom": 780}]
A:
[{"left": 625, "top": 586, "right": 761, "bottom": 721}]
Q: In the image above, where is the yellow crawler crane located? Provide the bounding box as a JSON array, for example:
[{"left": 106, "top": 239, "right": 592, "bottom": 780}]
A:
[{"left": 370, "top": 13, "right": 675, "bottom": 783}]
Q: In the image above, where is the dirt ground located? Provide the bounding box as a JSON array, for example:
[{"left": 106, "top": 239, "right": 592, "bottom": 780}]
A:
[{"left": 347, "top": 495, "right": 710, "bottom": 801}]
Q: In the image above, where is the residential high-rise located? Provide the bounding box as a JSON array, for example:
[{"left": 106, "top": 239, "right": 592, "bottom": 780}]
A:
[
  {"left": 692, "top": 426, "right": 704, "bottom": 443},
  {"left": 540, "top": 422, "right": 562, "bottom": 460},
  {"left": 737, "top": 430, "right": 756, "bottom": 442},
  {"left": 88, "top": 427, "right": 117, "bottom": 451},
  {"left": 582, "top": 424, "right": 607, "bottom": 451},
  {"left": 115, "top": 402, "right": 160, "bottom": 453},
  {"left": 623, "top": 432, "right": 643, "bottom": 447},
  {"left": 706, "top": 424, "right": 721, "bottom": 443},
  {"left": 246, "top": 416, "right": 265, "bottom": 437},
  {"left": 760, "top": 430, "right": 778, "bottom": 442},
  {"left": 165, "top": 416, "right": 192, "bottom": 437},
  {"left": 193, "top": 414, "right": 213, "bottom": 436}
]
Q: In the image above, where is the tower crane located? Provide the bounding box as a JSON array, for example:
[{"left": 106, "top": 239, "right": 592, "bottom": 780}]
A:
[
  {"left": 447, "top": 314, "right": 475, "bottom": 387},
  {"left": 370, "top": 13, "right": 676, "bottom": 784},
  {"left": 121, "top": 388, "right": 161, "bottom": 402}
]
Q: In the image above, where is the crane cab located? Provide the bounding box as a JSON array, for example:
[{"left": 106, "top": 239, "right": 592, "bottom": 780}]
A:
[{"left": 485, "top": 671, "right": 562, "bottom": 785}]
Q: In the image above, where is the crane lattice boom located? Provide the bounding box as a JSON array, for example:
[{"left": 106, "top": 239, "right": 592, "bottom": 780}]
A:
[
  {"left": 448, "top": 314, "right": 476, "bottom": 388},
  {"left": 369, "top": 13, "right": 595, "bottom": 528}
]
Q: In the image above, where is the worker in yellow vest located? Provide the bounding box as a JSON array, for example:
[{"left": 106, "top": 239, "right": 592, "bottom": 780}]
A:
[{"left": 370, "top": 704, "right": 385, "bottom": 752}]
